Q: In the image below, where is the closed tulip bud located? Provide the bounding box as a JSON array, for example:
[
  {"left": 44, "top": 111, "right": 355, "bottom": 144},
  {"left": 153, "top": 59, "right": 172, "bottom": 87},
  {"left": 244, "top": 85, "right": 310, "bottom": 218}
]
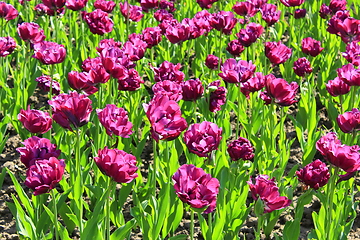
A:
[
  {"left": 294, "top": 8, "right": 306, "bottom": 19},
  {"left": 296, "top": 160, "right": 330, "bottom": 190},
  {"left": 205, "top": 54, "right": 220, "bottom": 70},
  {"left": 18, "top": 106, "right": 52, "bottom": 134}
]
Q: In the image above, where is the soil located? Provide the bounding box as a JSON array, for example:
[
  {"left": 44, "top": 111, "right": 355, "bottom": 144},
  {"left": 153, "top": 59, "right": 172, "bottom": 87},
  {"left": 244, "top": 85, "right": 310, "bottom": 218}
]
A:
[{"left": 1, "top": 91, "right": 360, "bottom": 240}]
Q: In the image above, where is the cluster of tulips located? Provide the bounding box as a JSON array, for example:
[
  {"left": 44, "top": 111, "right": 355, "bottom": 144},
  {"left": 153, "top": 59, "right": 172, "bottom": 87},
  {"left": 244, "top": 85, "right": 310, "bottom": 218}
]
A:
[{"left": 1, "top": 0, "right": 360, "bottom": 239}]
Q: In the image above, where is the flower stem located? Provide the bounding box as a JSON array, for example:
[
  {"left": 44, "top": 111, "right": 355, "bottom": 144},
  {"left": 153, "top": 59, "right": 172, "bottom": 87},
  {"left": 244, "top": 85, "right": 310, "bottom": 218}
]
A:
[
  {"left": 256, "top": 214, "right": 264, "bottom": 240},
  {"left": 76, "top": 128, "right": 83, "bottom": 238},
  {"left": 106, "top": 180, "right": 115, "bottom": 240},
  {"left": 326, "top": 166, "right": 339, "bottom": 240},
  {"left": 190, "top": 210, "right": 194, "bottom": 240},
  {"left": 51, "top": 190, "right": 59, "bottom": 240},
  {"left": 153, "top": 140, "right": 157, "bottom": 196}
]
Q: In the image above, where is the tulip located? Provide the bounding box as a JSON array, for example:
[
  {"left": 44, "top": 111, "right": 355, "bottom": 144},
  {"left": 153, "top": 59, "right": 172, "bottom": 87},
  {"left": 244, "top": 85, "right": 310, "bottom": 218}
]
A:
[
  {"left": 122, "top": 39, "right": 147, "bottom": 61},
  {"left": 140, "top": 0, "right": 159, "bottom": 12},
  {"left": 48, "top": 91, "right": 92, "bottom": 131},
  {"left": 227, "top": 137, "right": 255, "bottom": 161},
  {"left": 35, "top": 75, "right": 61, "bottom": 95},
  {"left": 226, "top": 39, "right": 244, "bottom": 57},
  {"left": 141, "top": 27, "right": 162, "bottom": 48},
  {"left": 248, "top": 175, "right": 291, "bottom": 213},
  {"left": 264, "top": 74, "right": 298, "bottom": 106},
  {"left": 236, "top": 22, "right": 264, "bottom": 47},
  {"left": 209, "top": 11, "right": 237, "bottom": 35},
  {"left": 205, "top": 54, "right": 221, "bottom": 70},
  {"left": 196, "top": 0, "right": 218, "bottom": 9},
  {"left": 260, "top": 4, "right": 281, "bottom": 26},
  {"left": 301, "top": 37, "right": 324, "bottom": 57},
  {"left": 294, "top": 8, "right": 306, "bottom": 19},
  {"left": 342, "top": 42, "right": 360, "bottom": 66},
  {"left": 164, "top": 21, "right": 191, "bottom": 44},
  {"left": 17, "top": 22, "right": 46, "bottom": 43},
  {"left": 95, "top": 147, "right": 138, "bottom": 183},
  {"left": 208, "top": 80, "right": 227, "bottom": 113},
  {"left": 144, "top": 94, "right": 188, "bottom": 142},
  {"left": 16, "top": 136, "right": 61, "bottom": 168},
  {"left": 152, "top": 80, "right": 183, "bottom": 102},
  {"left": 93, "top": 0, "right": 116, "bottom": 13},
  {"left": 328, "top": 0, "right": 347, "bottom": 13},
  {"left": 34, "top": 3, "right": 64, "bottom": 16},
  {"left": 240, "top": 72, "right": 265, "bottom": 98},
  {"left": 265, "top": 41, "right": 292, "bottom": 65},
  {"left": 325, "top": 77, "right": 351, "bottom": 97},
  {"left": 0, "top": 2, "right": 18, "bottom": 21},
  {"left": 0, "top": 36, "right": 16, "bottom": 57},
  {"left": 119, "top": 2, "right": 144, "bottom": 22},
  {"left": 117, "top": 68, "right": 143, "bottom": 91},
  {"left": 172, "top": 164, "right": 220, "bottom": 213},
  {"left": 296, "top": 160, "right": 330, "bottom": 190},
  {"left": 81, "top": 57, "right": 111, "bottom": 84},
  {"left": 42, "top": 0, "right": 66, "bottom": 10},
  {"left": 293, "top": 57, "right": 313, "bottom": 77},
  {"left": 33, "top": 41, "right": 66, "bottom": 65},
  {"left": 219, "top": 58, "right": 256, "bottom": 83},
  {"left": 25, "top": 157, "right": 65, "bottom": 196},
  {"left": 18, "top": 106, "right": 52, "bottom": 134},
  {"left": 337, "top": 63, "right": 360, "bottom": 86},
  {"left": 67, "top": 71, "right": 97, "bottom": 95},
  {"left": 96, "top": 38, "right": 122, "bottom": 53},
  {"left": 232, "top": 1, "right": 258, "bottom": 18},
  {"left": 152, "top": 61, "right": 185, "bottom": 83},
  {"left": 279, "top": 0, "right": 305, "bottom": 7},
  {"left": 319, "top": 4, "right": 332, "bottom": 19},
  {"left": 82, "top": 9, "right": 114, "bottom": 35},
  {"left": 183, "top": 121, "right": 222, "bottom": 158},
  {"left": 181, "top": 78, "right": 204, "bottom": 101},
  {"left": 65, "top": 0, "right": 88, "bottom": 11},
  {"left": 154, "top": 9, "right": 174, "bottom": 22},
  {"left": 336, "top": 108, "right": 360, "bottom": 133}
]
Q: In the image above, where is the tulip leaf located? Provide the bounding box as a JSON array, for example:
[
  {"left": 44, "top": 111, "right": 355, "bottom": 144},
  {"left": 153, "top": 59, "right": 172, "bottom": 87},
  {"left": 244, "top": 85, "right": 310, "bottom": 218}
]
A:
[{"left": 110, "top": 219, "right": 136, "bottom": 240}]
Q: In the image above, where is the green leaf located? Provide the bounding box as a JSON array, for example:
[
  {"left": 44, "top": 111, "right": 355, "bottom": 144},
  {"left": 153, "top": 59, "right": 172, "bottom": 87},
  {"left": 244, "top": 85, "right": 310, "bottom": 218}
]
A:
[
  {"left": 110, "top": 219, "right": 136, "bottom": 240},
  {"left": 168, "top": 234, "right": 188, "bottom": 240}
]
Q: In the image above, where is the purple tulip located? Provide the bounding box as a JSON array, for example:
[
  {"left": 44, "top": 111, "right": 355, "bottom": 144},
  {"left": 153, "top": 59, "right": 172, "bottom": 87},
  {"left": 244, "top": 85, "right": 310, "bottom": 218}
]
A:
[
  {"left": 35, "top": 75, "right": 61, "bottom": 95},
  {"left": 93, "top": 0, "right": 116, "bottom": 13},
  {"left": 67, "top": 71, "right": 97, "bottom": 95},
  {"left": 326, "top": 77, "right": 351, "bottom": 97},
  {"left": 293, "top": 8, "right": 306, "bottom": 19},
  {"left": 240, "top": 72, "right": 265, "bottom": 98},
  {"left": 25, "top": 157, "right": 65, "bottom": 195},
  {"left": 122, "top": 38, "right": 147, "bottom": 61},
  {"left": 0, "top": 2, "right": 18, "bottom": 21},
  {"left": 264, "top": 74, "right": 298, "bottom": 106},
  {"left": 279, "top": 0, "right": 305, "bottom": 7},
  {"left": 66, "top": 0, "right": 88, "bottom": 11},
  {"left": 173, "top": 164, "right": 220, "bottom": 213},
  {"left": 296, "top": 160, "right": 330, "bottom": 190},
  {"left": 140, "top": 0, "right": 159, "bottom": 12},
  {"left": 82, "top": 9, "right": 114, "bottom": 35},
  {"left": 117, "top": 68, "right": 143, "bottom": 91},
  {"left": 205, "top": 54, "right": 221, "bottom": 70},
  {"left": 232, "top": 1, "right": 258, "bottom": 18},
  {"left": 219, "top": 58, "right": 256, "bottom": 83},
  {"left": 0, "top": 36, "right": 16, "bottom": 57},
  {"left": 337, "top": 63, "right": 360, "bottom": 86},
  {"left": 48, "top": 91, "right": 92, "bottom": 131},
  {"left": 265, "top": 41, "right": 292, "bottom": 65},
  {"left": 226, "top": 39, "right": 245, "bottom": 57},
  {"left": 16, "top": 136, "right": 61, "bottom": 168},
  {"left": 42, "top": 0, "right": 66, "bottom": 10},
  {"left": 337, "top": 108, "right": 360, "bottom": 133},
  {"left": 236, "top": 22, "right": 264, "bottom": 47},
  {"left": 144, "top": 94, "right": 187, "bottom": 142},
  {"left": 17, "top": 22, "right": 46, "bottom": 43},
  {"left": 248, "top": 175, "right": 291, "bottom": 213},
  {"left": 164, "top": 20, "right": 191, "bottom": 44},
  {"left": 293, "top": 57, "right": 313, "bottom": 77},
  {"left": 119, "top": 2, "right": 144, "bottom": 22},
  {"left": 342, "top": 42, "right": 360, "bottom": 66},
  {"left": 81, "top": 57, "right": 111, "bottom": 84},
  {"left": 209, "top": 11, "right": 237, "bottom": 35},
  {"left": 95, "top": 147, "right": 138, "bottom": 183},
  {"left": 18, "top": 106, "right": 52, "bottom": 134},
  {"left": 208, "top": 80, "right": 227, "bottom": 113},
  {"left": 301, "top": 37, "right": 324, "bottom": 57},
  {"left": 260, "top": 4, "right": 281, "bottom": 26},
  {"left": 183, "top": 121, "right": 222, "bottom": 158},
  {"left": 152, "top": 80, "right": 183, "bottom": 102},
  {"left": 227, "top": 137, "right": 254, "bottom": 161},
  {"left": 33, "top": 41, "right": 66, "bottom": 65},
  {"left": 141, "top": 27, "right": 162, "bottom": 48},
  {"left": 196, "top": 0, "right": 218, "bottom": 9},
  {"left": 152, "top": 61, "right": 185, "bottom": 83},
  {"left": 181, "top": 78, "right": 204, "bottom": 101}
]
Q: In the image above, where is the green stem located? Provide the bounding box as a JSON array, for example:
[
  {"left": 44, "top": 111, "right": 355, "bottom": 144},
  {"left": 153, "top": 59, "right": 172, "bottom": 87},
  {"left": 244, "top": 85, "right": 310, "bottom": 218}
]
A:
[
  {"left": 237, "top": 84, "right": 242, "bottom": 138},
  {"left": 218, "top": 31, "right": 222, "bottom": 71},
  {"left": 256, "top": 214, "right": 264, "bottom": 240},
  {"left": 106, "top": 180, "right": 115, "bottom": 240},
  {"left": 153, "top": 140, "right": 157, "bottom": 196},
  {"left": 165, "top": 141, "right": 170, "bottom": 181},
  {"left": 51, "top": 190, "right": 59, "bottom": 240},
  {"left": 326, "top": 166, "right": 339, "bottom": 240},
  {"left": 190, "top": 210, "right": 194, "bottom": 240},
  {"left": 76, "top": 128, "right": 83, "bottom": 238}
]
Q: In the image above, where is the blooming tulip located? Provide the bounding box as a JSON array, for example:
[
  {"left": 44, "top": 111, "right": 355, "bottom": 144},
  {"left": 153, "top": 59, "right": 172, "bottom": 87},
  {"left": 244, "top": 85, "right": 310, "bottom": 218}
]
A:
[
  {"left": 232, "top": 1, "right": 258, "bottom": 18},
  {"left": 342, "top": 42, "right": 360, "bottom": 66},
  {"left": 67, "top": 71, "right": 97, "bottom": 95},
  {"left": 117, "top": 68, "right": 143, "bottom": 91},
  {"left": 326, "top": 77, "right": 351, "bottom": 97},
  {"left": 205, "top": 54, "right": 220, "bottom": 70},
  {"left": 181, "top": 78, "right": 204, "bottom": 101},
  {"left": 219, "top": 58, "right": 256, "bottom": 83},
  {"left": 33, "top": 41, "right": 66, "bottom": 65},
  {"left": 209, "top": 11, "right": 237, "bottom": 35},
  {"left": 82, "top": 9, "right": 114, "bottom": 35},
  {"left": 93, "top": 0, "right": 116, "bottom": 13},
  {"left": 265, "top": 41, "right": 292, "bottom": 65},
  {"left": 17, "top": 22, "right": 46, "bottom": 43},
  {"left": 264, "top": 74, "right": 298, "bottom": 106},
  {"left": 35, "top": 75, "right": 61, "bottom": 95},
  {"left": 18, "top": 107, "right": 52, "bottom": 134},
  {"left": 296, "top": 160, "right": 330, "bottom": 190},
  {"left": 226, "top": 39, "right": 244, "bottom": 57},
  {"left": 152, "top": 61, "right": 185, "bottom": 83},
  {"left": 240, "top": 72, "right": 265, "bottom": 98},
  {"left": 279, "top": 0, "right": 305, "bottom": 7},
  {"left": 119, "top": 2, "right": 144, "bottom": 22},
  {"left": 0, "top": 36, "right": 16, "bottom": 57},
  {"left": 260, "top": 4, "right": 281, "bottom": 26},
  {"left": 208, "top": 80, "right": 227, "bottom": 112},
  {"left": 301, "top": 37, "right": 324, "bottom": 57},
  {"left": 236, "top": 22, "right": 264, "bottom": 47},
  {"left": 227, "top": 137, "right": 255, "bottom": 161},
  {"left": 336, "top": 108, "right": 360, "bottom": 133},
  {"left": 65, "top": 0, "right": 88, "bottom": 11},
  {"left": 0, "top": 2, "right": 18, "bottom": 21},
  {"left": 337, "top": 63, "right": 360, "bottom": 86},
  {"left": 293, "top": 57, "right": 313, "bottom": 77},
  {"left": 152, "top": 80, "right": 182, "bottom": 102}
]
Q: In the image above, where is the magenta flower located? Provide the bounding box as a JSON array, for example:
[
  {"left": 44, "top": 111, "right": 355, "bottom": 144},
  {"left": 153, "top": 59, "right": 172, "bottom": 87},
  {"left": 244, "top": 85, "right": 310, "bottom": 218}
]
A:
[
  {"left": 296, "top": 160, "right": 330, "bottom": 190},
  {"left": 141, "top": 27, "right": 162, "bottom": 48},
  {"left": 208, "top": 80, "right": 227, "bottom": 113},
  {"left": 119, "top": 2, "right": 144, "bottom": 22},
  {"left": 226, "top": 39, "right": 244, "bottom": 57},
  {"left": 34, "top": 3, "right": 64, "bottom": 16},
  {"left": 94, "top": 147, "right": 138, "bottom": 183},
  {"left": 173, "top": 164, "right": 220, "bottom": 213},
  {"left": 67, "top": 71, "right": 97, "bottom": 95},
  {"left": 82, "top": 9, "right": 113, "bottom": 35},
  {"left": 140, "top": 0, "right": 159, "bottom": 12},
  {"left": 240, "top": 72, "right": 266, "bottom": 98},
  {"left": 81, "top": 57, "right": 111, "bottom": 84},
  {"left": 294, "top": 9, "right": 306, "bottom": 19},
  {"left": 260, "top": 4, "right": 281, "bottom": 26},
  {"left": 0, "top": 2, "right": 18, "bottom": 21},
  {"left": 152, "top": 80, "right": 182, "bottom": 102},
  {"left": 333, "top": 17, "right": 360, "bottom": 43},
  {"left": 33, "top": 41, "right": 66, "bottom": 65},
  {"left": 337, "top": 63, "right": 360, "bottom": 86},
  {"left": 227, "top": 137, "right": 254, "bottom": 161},
  {"left": 265, "top": 41, "right": 292, "bottom": 65},
  {"left": 122, "top": 38, "right": 147, "bottom": 61},
  {"left": 181, "top": 78, "right": 204, "bottom": 101},
  {"left": 219, "top": 58, "right": 256, "bottom": 84},
  {"left": 232, "top": 1, "right": 258, "bottom": 18},
  {"left": 196, "top": 0, "right": 218, "bottom": 9},
  {"left": 293, "top": 57, "right": 313, "bottom": 77},
  {"left": 279, "top": 0, "right": 305, "bottom": 7},
  {"left": 16, "top": 136, "right": 61, "bottom": 168},
  {"left": 65, "top": 0, "right": 88, "bottom": 11},
  {"left": 248, "top": 175, "right": 292, "bottom": 214},
  {"left": 18, "top": 106, "right": 52, "bottom": 134},
  {"left": 326, "top": 77, "right": 351, "bottom": 97},
  {"left": 35, "top": 75, "right": 61, "bottom": 95},
  {"left": 144, "top": 94, "right": 188, "bottom": 142},
  {"left": 96, "top": 104, "right": 133, "bottom": 138},
  {"left": 25, "top": 157, "right": 65, "bottom": 195},
  {"left": 205, "top": 54, "right": 221, "bottom": 70},
  {"left": 152, "top": 61, "right": 185, "bottom": 83},
  {"left": 0, "top": 36, "right": 16, "bottom": 57},
  {"left": 48, "top": 91, "right": 92, "bottom": 131},
  {"left": 209, "top": 11, "right": 237, "bottom": 35},
  {"left": 342, "top": 42, "right": 360, "bottom": 66},
  {"left": 42, "top": 0, "right": 66, "bottom": 10},
  {"left": 117, "top": 68, "right": 143, "bottom": 91},
  {"left": 236, "top": 23, "right": 264, "bottom": 47},
  {"left": 301, "top": 37, "right": 324, "bottom": 57},
  {"left": 93, "top": 0, "right": 116, "bottom": 13},
  {"left": 17, "top": 22, "right": 46, "bottom": 43},
  {"left": 183, "top": 121, "right": 222, "bottom": 158},
  {"left": 264, "top": 74, "right": 298, "bottom": 106},
  {"left": 164, "top": 21, "right": 191, "bottom": 44},
  {"left": 337, "top": 108, "right": 360, "bottom": 133}
]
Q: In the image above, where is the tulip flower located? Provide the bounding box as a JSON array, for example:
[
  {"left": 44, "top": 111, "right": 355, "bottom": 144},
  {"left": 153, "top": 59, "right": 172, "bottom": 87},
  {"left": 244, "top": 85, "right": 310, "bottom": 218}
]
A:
[
  {"left": 265, "top": 41, "right": 292, "bottom": 65},
  {"left": 172, "top": 164, "right": 220, "bottom": 213},
  {"left": 17, "top": 22, "right": 46, "bottom": 43},
  {"left": 325, "top": 77, "right": 351, "bottom": 97},
  {"left": 82, "top": 9, "right": 114, "bottom": 35},
  {"left": 232, "top": 1, "right": 258, "bottom": 18},
  {"left": 181, "top": 78, "right": 204, "bottom": 101},
  {"left": 67, "top": 71, "right": 98, "bottom": 95},
  {"left": 293, "top": 57, "right": 313, "bottom": 77},
  {"left": 296, "top": 160, "right": 330, "bottom": 190},
  {"left": 226, "top": 39, "right": 244, "bottom": 57},
  {"left": 16, "top": 136, "right": 61, "bottom": 168},
  {"left": 336, "top": 108, "right": 360, "bottom": 133},
  {"left": 342, "top": 42, "right": 360, "bottom": 66},
  {"left": 33, "top": 41, "right": 66, "bottom": 65},
  {"left": 81, "top": 57, "right": 111, "bottom": 84},
  {"left": 140, "top": 0, "right": 159, "bottom": 12},
  {"left": 65, "top": 0, "right": 88, "bottom": 11},
  {"left": 18, "top": 106, "right": 52, "bottom": 134},
  {"left": 240, "top": 72, "right": 266, "bottom": 98},
  {"left": 0, "top": 36, "right": 16, "bottom": 57},
  {"left": 260, "top": 4, "right": 281, "bottom": 26},
  {"left": 183, "top": 121, "right": 222, "bottom": 158},
  {"left": 25, "top": 157, "right": 65, "bottom": 196},
  {"left": 152, "top": 61, "right": 185, "bottom": 83},
  {"left": 152, "top": 80, "right": 183, "bottom": 102},
  {"left": 219, "top": 58, "right": 256, "bottom": 84},
  {"left": 236, "top": 22, "right": 264, "bottom": 47},
  {"left": 144, "top": 94, "right": 188, "bottom": 142},
  {"left": 0, "top": 2, "right": 18, "bottom": 21},
  {"left": 227, "top": 137, "right": 255, "bottom": 161},
  {"left": 209, "top": 11, "right": 237, "bottom": 35},
  {"left": 35, "top": 75, "right": 61, "bottom": 95},
  {"left": 48, "top": 91, "right": 92, "bottom": 131},
  {"left": 205, "top": 54, "right": 221, "bottom": 70},
  {"left": 119, "top": 2, "right": 144, "bottom": 22},
  {"left": 94, "top": 147, "right": 138, "bottom": 183},
  {"left": 208, "top": 80, "right": 227, "bottom": 113},
  {"left": 117, "top": 68, "right": 143, "bottom": 91},
  {"left": 42, "top": 0, "right": 66, "bottom": 10},
  {"left": 279, "top": 0, "right": 305, "bottom": 7},
  {"left": 93, "top": 0, "right": 116, "bottom": 13},
  {"left": 301, "top": 37, "right": 324, "bottom": 57},
  {"left": 337, "top": 63, "right": 360, "bottom": 86},
  {"left": 248, "top": 175, "right": 291, "bottom": 213},
  {"left": 196, "top": 0, "right": 218, "bottom": 9},
  {"left": 264, "top": 74, "right": 298, "bottom": 106},
  {"left": 294, "top": 9, "right": 306, "bottom": 19},
  {"left": 141, "top": 27, "right": 162, "bottom": 48}
]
